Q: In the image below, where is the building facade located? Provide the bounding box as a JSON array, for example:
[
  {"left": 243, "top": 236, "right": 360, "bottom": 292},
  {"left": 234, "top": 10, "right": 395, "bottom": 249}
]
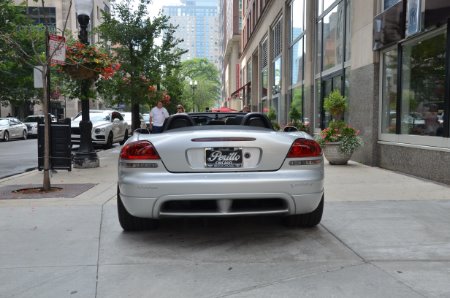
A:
[
  {"left": 228, "top": 0, "right": 450, "bottom": 184},
  {"left": 163, "top": 0, "right": 221, "bottom": 71},
  {"left": 220, "top": 0, "right": 243, "bottom": 110}
]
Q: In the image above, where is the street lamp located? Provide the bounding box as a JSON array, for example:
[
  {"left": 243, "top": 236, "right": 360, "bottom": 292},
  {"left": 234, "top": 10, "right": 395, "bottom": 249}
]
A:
[
  {"left": 190, "top": 80, "right": 197, "bottom": 111},
  {"left": 73, "top": 0, "right": 99, "bottom": 168}
]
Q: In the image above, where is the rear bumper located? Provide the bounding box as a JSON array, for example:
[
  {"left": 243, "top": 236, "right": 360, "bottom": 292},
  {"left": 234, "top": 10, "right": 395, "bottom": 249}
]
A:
[{"left": 118, "top": 170, "right": 324, "bottom": 219}]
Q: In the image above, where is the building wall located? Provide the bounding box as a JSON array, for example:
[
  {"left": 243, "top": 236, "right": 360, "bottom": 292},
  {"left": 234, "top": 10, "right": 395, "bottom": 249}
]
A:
[{"left": 163, "top": 1, "right": 221, "bottom": 71}]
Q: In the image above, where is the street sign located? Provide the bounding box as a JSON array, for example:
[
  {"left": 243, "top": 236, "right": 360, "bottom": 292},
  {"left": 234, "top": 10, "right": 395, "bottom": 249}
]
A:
[
  {"left": 49, "top": 34, "right": 66, "bottom": 65},
  {"left": 34, "top": 66, "right": 43, "bottom": 88}
]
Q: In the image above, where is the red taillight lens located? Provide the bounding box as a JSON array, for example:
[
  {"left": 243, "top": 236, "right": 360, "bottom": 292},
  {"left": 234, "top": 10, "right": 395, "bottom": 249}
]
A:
[
  {"left": 287, "top": 138, "right": 322, "bottom": 158},
  {"left": 120, "top": 140, "right": 160, "bottom": 160}
]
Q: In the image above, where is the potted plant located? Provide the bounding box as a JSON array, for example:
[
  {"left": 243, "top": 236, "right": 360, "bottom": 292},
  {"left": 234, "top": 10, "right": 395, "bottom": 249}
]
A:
[
  {"left": 323, "top": 89, "right": 347, "bottom": 120},
  {"left": 58, "top": 41, "right": 119, "bottom": 80},
  {"left": 287, "top": 106, "right": 310, "bottom": 133},
  {"left": 316, "top": 120, "right": 363, "bottom": 164},
  {"left": 267, "top": 107, "right": 280, "bottom": 130},
  {"left": 317, "top": 90, "right": 363, "bottom": 164}
]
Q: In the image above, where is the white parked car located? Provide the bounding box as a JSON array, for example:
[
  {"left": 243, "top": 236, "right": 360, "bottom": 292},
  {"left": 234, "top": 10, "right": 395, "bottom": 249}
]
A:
[
  {"left": 23, "top": 114, "right": 57, "bottom": 137},
  {"left": 71, "top": 110, "right": 129, "bottom": 148},
  {"left": 121, "top": 112, "right": 146, "bottom": 130},
  {"left": 0, "top": 117, "right": 28, "bottom": 141}
]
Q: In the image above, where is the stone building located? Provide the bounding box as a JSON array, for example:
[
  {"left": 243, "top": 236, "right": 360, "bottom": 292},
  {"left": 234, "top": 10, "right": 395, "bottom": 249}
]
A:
[{"left": 223, "top": 0, "right": 450, "bottom": 184}]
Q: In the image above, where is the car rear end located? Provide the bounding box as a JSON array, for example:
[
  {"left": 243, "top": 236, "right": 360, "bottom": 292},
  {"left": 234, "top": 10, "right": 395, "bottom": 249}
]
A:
[{"left": 118, "top": 127, "right": 324, "bottom": 229}]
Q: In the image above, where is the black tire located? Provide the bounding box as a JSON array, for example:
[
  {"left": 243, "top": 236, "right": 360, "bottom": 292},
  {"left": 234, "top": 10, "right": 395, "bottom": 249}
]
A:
[
  {"left": 22, "top": 130, "right": 27, "bottom": 140},
  {"left": 3, "top": 131, "right": 9, "bottom": 142},
  {"left": 120, "top": 130, "right": 129, "bottom": 145},
  {"left": 283, "top": 195, "right": 324, "bottom": 228},
  {"left": 117, "top": 187, "right": 158, "bottom": 231},
  {"left": 105, "top": 132, "right": 113, "bottom": 149}
]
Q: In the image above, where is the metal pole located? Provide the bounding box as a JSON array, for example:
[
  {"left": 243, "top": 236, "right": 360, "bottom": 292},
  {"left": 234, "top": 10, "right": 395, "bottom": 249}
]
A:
[{"left": 72, "top": 14, "right": 99, "bottom": 168}]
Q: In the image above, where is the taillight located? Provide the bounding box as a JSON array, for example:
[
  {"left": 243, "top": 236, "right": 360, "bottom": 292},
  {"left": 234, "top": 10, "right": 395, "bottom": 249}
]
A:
[
  {"left": 120, "top": 140, "right": 160, "bottom": 160},
  {"left": 287, "top": 138, "right": 322, "bottom": 158}
]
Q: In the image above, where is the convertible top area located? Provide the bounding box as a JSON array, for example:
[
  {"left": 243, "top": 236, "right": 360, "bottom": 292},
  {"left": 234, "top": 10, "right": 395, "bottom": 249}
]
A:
[{"left": 162, "top": 112, "right": 274, "bottom": 131}]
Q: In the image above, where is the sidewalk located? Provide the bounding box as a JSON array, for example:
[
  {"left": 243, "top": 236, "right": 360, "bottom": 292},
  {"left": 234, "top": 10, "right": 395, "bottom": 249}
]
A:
[
  {"left": 1, "top": 148, "right": 450, "bottom": 298},
  {"left": 1, "top": 146, "right": 449, "bottom": 203}
]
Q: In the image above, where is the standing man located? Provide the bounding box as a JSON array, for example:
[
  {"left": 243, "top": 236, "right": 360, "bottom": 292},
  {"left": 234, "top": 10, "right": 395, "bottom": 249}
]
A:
[{"left": 149, "top": 100, "right": 169, "bottom": 133}]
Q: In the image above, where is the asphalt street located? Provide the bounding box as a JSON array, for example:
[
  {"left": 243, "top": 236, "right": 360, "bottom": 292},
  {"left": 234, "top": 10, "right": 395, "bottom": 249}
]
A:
[{"left": 0, "top": 148, "right": 449, "bottom": 297}]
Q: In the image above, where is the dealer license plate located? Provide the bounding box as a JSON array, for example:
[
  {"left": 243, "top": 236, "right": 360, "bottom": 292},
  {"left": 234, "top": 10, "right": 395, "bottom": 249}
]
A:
[{"left": 205, "top": 147, "right": 243, "bottom": 168}]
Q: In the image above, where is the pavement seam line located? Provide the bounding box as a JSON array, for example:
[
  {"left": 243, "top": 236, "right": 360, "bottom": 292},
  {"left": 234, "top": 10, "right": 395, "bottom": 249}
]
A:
[
  {"left": 319, "top": 223, "right": 366, "bottom": 262},
  {"left": 95, "top": 192, "right": 115, "bottom": 298},
  {"left": 212, "top": 262, "right": 366, "bottom": 298}
]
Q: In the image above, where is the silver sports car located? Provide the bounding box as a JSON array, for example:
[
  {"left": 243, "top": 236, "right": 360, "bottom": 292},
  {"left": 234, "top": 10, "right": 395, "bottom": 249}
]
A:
[{"left": 117, "top": 112, "right": 324, "bottom": 230}]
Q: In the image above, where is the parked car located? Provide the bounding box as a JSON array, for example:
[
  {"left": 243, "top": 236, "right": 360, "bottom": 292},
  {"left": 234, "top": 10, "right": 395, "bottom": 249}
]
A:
[
  {"left": 23, "top": 114, "right": 57, "bottom": 137},
  {"left": 117, "top": 112, "right": 324, "bottom": 231},
  {"left": 71, "top": 110, "right": 129, "bottom": 148},
  {"left": 142, "top": 113, "right": 150, "bottom": 128},
  {"left": 121, "top": 112, "right": 146, "bottom": 130},
  {"left": 0, "top": 117, "right": 28, "bottom": 141}
]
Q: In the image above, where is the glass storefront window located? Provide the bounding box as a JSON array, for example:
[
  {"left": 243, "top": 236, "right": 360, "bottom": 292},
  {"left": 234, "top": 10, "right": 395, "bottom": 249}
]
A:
[
  {"left": 345, "top": 0, "right": 351, "bottom": 62},
  {"left": 316, "top": 21, "right": 322, "bottom": 71},
  {"left": 324, "top": 0, "right": 336, "bottom": 11},
  {"left": 384, "top": 0, "right": 400, "bottom": 10},
  {"left": 291, "top": 86, "right": 303, "bottom": 122},
  {"left": 273, "top": 57, "right": 281, "bottom": 94},
  {"left": 381, "top": 50, "right": 397, "bottom": 134},
  {"left": 291, "top": 38, "right": 304, "bottom": 85},
  {"left": 400, "top": 32, "right": 446, "bottom": 136},
  {"left": 323, "top": 3, "right": 344, "bottom": 71},
  {"left": 261, "top": 68, "right": 268, "bottom": 98},
  {"left": 291, "top": 0, "right": 304, "bottom": 42},
  {"left": 315, "top": 79, "right": 321, "bottom": 129}
]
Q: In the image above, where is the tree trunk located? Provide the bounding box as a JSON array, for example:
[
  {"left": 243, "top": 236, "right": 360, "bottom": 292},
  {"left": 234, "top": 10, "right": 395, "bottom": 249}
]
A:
[{"left": 42, "top": 64, "right": 51, "bottom": 191}]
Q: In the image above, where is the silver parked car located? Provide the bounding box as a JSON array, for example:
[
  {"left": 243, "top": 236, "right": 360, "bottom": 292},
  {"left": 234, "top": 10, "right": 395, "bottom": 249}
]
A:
[
  {"left": 71, "top": 109, "right": 129, "bottom": 148},
  {"left": 0, "top": 117, "right": 28, "bottom": 141},
  {"left": 117, "top": 112, "right": 324, "bottom": 231}
]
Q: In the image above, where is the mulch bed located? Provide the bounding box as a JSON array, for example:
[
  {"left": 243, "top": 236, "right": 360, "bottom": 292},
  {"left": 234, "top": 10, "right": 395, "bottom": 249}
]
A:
[{"left": 0, "top": 184, "right": 97, "bottom": 200}]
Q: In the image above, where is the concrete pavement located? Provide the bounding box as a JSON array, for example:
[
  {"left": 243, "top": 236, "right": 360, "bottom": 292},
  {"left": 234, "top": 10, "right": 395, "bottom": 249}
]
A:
[{"left": 1, "top": 146, "right": 450, "bottom": 297}]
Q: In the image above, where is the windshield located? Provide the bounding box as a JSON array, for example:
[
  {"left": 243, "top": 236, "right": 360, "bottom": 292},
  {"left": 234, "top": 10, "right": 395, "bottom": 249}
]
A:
[
  {"left": 74, "top": 113, "right": 110, "bottom": 122},
  {"left": 24, "top": 116, "right": 41, "bottom": 122}
]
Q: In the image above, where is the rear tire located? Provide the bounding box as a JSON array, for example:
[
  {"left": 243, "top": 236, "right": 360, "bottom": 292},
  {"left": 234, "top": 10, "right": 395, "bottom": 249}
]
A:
[
  {"left": 3, "top": 131, "right": 9, "bottom": 142},
  {"left": 117, "top": 187, "right": 158, "bottom": 231},
  {"left": 283, "top": 195, "right": 324, "bottom": 228}
]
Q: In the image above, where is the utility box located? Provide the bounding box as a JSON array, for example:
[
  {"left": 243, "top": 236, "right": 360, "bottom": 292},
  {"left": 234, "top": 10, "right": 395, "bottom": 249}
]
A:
[{"left": 38, "top": 117, "right": 72, "bottom": 171}]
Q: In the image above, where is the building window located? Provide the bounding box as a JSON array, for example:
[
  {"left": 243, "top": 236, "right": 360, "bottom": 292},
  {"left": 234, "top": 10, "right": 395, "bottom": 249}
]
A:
[
  {"left": 261, "top": 37, "right": 269, "bottom": 100},
  {"left": 381, "top": 49, "right": 397, "bottom": 134},
  {"left": 26, "top": 6, "right": 56, "bottom": 32},
  {"left": 291, "top": 38, "right": 304, "bottom": 85},
  {"left": 383, "top": 0, "right": 401, "bottom": 11},
  {"left": 291, "top": 0, "right": 304, "bottom": 42},
  {"left": 272, "top": 17, "right": 282, "bottom": 96},
  {"left": 322, "top": 2, "right": 344, "bottom": 71},
  {"left": 400, "top": 31, "right": 446, "bottom": 136}
]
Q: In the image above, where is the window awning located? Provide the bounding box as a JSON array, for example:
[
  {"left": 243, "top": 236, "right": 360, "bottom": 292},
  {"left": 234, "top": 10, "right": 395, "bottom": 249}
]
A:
[{"left": 231, "top": 81, "right": 251, "bottom": 98}]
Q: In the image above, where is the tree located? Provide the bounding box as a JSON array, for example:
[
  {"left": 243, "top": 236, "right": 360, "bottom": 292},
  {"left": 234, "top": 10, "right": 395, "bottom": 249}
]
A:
[
  {"left": 0, "top": 0, "right": 72, "bottom": 191},
  {"left": 0, "top": 1, "right": 42, "bottom": 116},
  {"left": 179, "top": 58, "right": 220, "bottom": 111},
  {"left": 96, "top": 0, "right": 186, "bottom": 130}
]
